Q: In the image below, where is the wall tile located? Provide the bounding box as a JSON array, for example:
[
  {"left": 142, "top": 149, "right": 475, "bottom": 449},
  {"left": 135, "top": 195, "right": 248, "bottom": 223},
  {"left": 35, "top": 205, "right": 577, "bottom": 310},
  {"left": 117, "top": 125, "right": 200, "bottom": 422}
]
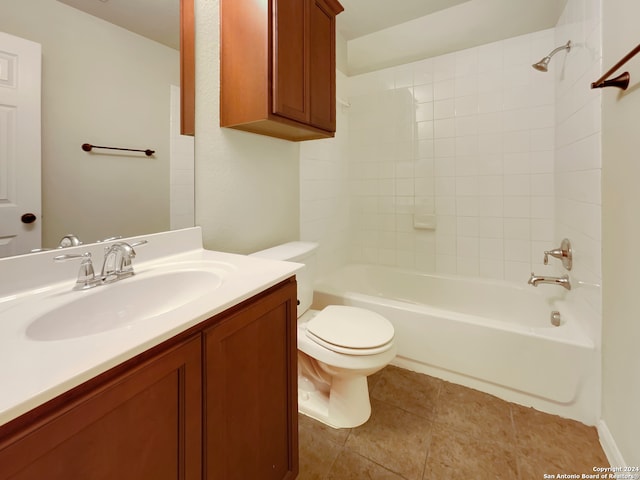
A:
[
  {"left": 554, "top": 0, "right": 602, "bottom": 342},
  {"left": 329, "top": 20, "right": 599, "bottom": 305}
]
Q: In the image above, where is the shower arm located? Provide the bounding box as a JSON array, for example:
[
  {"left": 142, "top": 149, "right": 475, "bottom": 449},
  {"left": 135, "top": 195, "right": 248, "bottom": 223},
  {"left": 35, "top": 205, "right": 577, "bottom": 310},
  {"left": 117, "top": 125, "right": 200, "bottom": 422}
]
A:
[
  {"left": 591, "top": 43, "right": 640, "bottom": 90},
  {"left": 547, "top": 43, "right": 571, "bottom": 59}
]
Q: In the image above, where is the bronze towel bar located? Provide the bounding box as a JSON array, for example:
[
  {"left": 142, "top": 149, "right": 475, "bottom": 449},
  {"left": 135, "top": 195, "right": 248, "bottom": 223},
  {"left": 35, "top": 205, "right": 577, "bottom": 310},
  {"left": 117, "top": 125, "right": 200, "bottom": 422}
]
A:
[
  {"left": 591, "top": 43, "right": 640, "bottom": 90},
  {"left": 81, "top": 143, "right": 155, "bottom": 157}
]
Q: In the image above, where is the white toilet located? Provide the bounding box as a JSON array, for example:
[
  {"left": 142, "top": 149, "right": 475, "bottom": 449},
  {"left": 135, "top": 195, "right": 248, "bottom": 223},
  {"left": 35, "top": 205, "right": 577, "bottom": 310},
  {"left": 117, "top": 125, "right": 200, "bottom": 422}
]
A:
[{"left": 251, "top": 242, "right": 396, "bottom": 429}]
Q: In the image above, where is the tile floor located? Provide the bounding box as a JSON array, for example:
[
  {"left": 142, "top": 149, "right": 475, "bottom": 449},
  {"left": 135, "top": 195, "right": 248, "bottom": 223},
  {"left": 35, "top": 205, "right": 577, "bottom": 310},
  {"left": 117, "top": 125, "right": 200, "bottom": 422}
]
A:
[{"left": 298, "top": 365, "right": 608, "bottom": 480}]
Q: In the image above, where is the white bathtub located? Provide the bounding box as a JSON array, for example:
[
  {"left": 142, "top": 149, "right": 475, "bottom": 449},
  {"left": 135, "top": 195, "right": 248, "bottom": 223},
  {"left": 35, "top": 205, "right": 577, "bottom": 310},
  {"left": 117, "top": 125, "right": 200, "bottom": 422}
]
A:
[{"left": 312, "top": 264, "right": 598, "bottom": 424}]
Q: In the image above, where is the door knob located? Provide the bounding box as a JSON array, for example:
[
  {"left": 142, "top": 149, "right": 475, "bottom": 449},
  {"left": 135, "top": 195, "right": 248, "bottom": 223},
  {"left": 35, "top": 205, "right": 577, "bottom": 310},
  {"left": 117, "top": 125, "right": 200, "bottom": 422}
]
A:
[{"left": 21, "top": 213, "right": 37, "bottom": 224}]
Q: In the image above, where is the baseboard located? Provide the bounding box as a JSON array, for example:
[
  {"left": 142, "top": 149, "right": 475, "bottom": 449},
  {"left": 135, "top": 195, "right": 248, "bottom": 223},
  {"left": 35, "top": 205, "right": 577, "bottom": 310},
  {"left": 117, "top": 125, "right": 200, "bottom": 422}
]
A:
[{"left": 598, "top": 419, "right": 627, "bottom": 467}]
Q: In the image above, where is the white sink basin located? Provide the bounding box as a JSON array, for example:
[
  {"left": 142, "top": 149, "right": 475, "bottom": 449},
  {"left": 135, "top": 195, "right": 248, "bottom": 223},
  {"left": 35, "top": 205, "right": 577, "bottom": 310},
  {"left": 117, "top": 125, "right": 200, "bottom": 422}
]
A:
[{"left": 26, "top": 267, "right": 224, "bottom": 341}]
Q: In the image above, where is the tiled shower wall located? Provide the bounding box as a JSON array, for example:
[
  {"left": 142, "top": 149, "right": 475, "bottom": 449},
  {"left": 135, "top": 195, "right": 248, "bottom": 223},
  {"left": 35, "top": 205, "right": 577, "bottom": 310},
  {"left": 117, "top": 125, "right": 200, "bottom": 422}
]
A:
[
  {"left": 554, "top": 0, "right": 602, "bottom": 343},
  {"left": 299, "top": 72, "right": 351, "bottom": 278},
  {"left": 346, "top": 29, "right": 559, "bottom": 282}
]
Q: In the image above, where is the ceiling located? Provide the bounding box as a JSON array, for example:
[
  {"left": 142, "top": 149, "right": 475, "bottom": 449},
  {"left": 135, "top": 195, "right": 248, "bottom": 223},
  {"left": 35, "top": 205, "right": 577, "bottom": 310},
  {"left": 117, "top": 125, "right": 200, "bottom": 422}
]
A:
[
  {"left": 340, "top": 0, "right": 568, "bottom": 74},
  {"left": 57, "top": 0, "right": 180, "bottom": 50},
  {"left": 337, "top": 0, "right": 566, "bottom": 41},
  {"left": 338, "top": 0, "right": 472, "bottom": 40},
  {"left": 56, "top": 0, "right": 567, "bottom": 70}
]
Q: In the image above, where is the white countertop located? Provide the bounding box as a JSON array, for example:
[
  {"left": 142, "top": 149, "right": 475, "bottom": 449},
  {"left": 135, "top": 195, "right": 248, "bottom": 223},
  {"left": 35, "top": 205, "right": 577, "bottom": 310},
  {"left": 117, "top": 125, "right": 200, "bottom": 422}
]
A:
[{"left": 0, "top": 228, "right": 301, "bottom": 426}]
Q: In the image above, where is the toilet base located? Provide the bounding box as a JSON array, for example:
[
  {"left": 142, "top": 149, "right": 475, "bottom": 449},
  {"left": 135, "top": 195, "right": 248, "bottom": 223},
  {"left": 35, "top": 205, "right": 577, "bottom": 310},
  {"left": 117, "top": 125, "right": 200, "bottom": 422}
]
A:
[{"left": 297, "top": 373, "right": 372, "bottom": 429}]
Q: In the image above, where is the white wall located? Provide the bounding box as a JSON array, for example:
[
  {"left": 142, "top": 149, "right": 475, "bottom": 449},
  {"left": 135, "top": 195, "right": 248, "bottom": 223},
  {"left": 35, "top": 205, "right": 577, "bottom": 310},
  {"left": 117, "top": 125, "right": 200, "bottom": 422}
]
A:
[
  {"left": 601, "top": 0, "right": 640, "bottom": 467},
  {"left": 0, "top": 0, "right": 178, "bottom": 247},
  {"left": 193, "top": 0, "right": 300, "bottom": 255},
  {"left": 170, "top": 85, "right": 195, "bottom": 230}
]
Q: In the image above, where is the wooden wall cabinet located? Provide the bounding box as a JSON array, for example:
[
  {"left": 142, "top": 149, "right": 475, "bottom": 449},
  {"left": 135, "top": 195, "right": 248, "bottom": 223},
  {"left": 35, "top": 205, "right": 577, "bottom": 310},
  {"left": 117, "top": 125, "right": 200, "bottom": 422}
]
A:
[
  {"left": 0, "top": 279, "right": 298, "bottom": 480},
  {"left": 180, "top": 0, "right": 195, "bottom": 136},
  {"left": 220, "top": 0, "right": 344, "bottom": 141}
]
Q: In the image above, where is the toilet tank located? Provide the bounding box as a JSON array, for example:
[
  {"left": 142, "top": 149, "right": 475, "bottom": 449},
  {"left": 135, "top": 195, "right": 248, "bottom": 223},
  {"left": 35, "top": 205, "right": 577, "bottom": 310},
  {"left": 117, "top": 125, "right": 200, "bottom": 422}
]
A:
[{"left": 250, "top": 242, "right": 318, "bottom": 317}]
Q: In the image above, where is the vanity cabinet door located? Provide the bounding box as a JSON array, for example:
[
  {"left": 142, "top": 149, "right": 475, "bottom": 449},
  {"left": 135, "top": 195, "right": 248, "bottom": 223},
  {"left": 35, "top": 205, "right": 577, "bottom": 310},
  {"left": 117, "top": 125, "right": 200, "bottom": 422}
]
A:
[
  {"left": 204, "top": 279, "right": 298, "bottom": 480},
  {"left": 0, "top": 336, "right": 202, "bottom": 480}
]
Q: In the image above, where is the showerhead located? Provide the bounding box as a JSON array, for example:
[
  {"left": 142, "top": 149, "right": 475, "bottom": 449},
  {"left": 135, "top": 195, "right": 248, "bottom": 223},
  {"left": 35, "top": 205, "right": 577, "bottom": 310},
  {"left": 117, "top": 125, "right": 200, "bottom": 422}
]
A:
[
  {"left": 532, "top": 41, "right": 571, "bottom": 72},
  {"left": 532, "top": 57, "right": 551, "bottom": 72}
]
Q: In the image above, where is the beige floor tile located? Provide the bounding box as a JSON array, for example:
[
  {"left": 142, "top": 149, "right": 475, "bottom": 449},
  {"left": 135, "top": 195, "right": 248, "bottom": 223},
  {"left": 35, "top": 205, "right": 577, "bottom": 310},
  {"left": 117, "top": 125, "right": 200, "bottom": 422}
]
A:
[
  {"left": 371, "top": 365, "right": 442, "bottom": 421},
  {"left": 345, "top": 399, "right": 433, "bottom": 480},
  {"left": 367, "top": 368, "right": 385, "bottom": 391},
  {"left": 298, "top": 366, "right": 609, "bottom": 480},
  {"left": 435, "top": 380, "right": 516, "bottom": 445},
  {"left": 299, "top": 413, "right": 352, "bottom": 447},
  {"left": 513, "top": 405, "right": 609, "bottom": 477},
  {"left": 326, "top": 450, "right": 405, "bottom": 480},
  {"left": 424, "top": 422, "right": 519, "bottom": 480},
  {"left": 298, "top": 416, "right": 344, "bottom": 480}
]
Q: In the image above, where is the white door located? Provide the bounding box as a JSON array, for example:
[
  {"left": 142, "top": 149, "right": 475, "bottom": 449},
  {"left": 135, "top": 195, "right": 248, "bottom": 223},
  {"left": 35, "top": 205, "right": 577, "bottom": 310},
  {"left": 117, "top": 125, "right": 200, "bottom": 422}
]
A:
[{"left": 0, "top": 31, "right": 41, "bottom": 257}]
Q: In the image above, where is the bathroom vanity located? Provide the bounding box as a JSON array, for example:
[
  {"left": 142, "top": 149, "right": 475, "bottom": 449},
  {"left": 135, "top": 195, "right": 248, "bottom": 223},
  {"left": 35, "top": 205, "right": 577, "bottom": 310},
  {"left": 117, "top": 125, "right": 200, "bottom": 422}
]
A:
[{"left": 0, "top": 228, "right": 300, "bottom": 480}]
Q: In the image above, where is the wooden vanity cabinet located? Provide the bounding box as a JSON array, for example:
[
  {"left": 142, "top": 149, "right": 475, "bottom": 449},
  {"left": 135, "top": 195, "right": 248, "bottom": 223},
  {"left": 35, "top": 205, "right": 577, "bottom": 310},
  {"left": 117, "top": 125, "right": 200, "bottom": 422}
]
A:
[
  {"left": 220, "top": 0, "right": 344, "bottom": 141},
  {"left": 0, "top": 336, "right": 203, "bottom": 480},
  {"left": 204, "top": 278, "right": 298, "bottom": 479},
  {"left": 0, "top": 278, "right": 298, "bottom": 480}
]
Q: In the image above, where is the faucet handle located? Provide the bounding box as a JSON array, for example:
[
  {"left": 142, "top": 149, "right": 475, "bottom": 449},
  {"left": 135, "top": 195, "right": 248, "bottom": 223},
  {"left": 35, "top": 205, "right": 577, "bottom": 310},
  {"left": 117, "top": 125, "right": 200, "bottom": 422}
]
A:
[
  {"left": 54, "top": 252, "right": 99, "bottom": 290},
  {"left": 129, "top": 240, "right": 148, "bottom": 249},
  {"left": 542, "top": 238, "right": 572, "bottom": 271},
  {"left": 97, "top": 235, "right": 123, "bottom": 243},
  {"left": 121, "top": 240, "right": 147, "bottom": 271},
  {"left": 543, "top": 250, "right": 561, "bottom": 265}
]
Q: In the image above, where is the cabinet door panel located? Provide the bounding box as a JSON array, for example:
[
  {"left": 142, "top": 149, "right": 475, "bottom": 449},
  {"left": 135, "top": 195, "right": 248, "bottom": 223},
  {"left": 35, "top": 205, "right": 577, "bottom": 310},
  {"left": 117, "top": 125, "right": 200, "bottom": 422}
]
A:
[
  {"left": 205, "top": 281, "right": 298, "bottom": 480},
  {"left": 0, "top": 337, "right": 202, "bottom": 480},
  {"left": 309, "top": 0, "right": 336, "bottom": 131},
  {"left": 273, "top": 0, "right": 309, "bottom": 123},
  {"left": 180, "top": 0, "right": 195, "bottom": 135}
]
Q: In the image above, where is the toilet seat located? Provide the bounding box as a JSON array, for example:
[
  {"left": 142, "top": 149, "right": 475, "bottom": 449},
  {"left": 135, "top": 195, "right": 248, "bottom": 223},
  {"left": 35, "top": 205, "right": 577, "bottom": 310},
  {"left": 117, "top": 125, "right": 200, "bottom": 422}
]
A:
[{"left": 305, "top": 306, "right": 395, "bottom": 356}]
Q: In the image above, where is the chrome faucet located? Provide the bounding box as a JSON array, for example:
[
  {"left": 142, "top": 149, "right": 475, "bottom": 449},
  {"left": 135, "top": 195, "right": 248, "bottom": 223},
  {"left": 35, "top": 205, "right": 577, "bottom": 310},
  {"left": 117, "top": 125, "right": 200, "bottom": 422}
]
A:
[
  {"left": 31, "top": 234, "right": 83, "bottom": 252},
  {"left": 58, "top": 234, "right": 83, "bottom": 248},
  {"left": 528, "top": 272, "right": 571, "bottom": 290},
  {"left": 100, "top": 241, "right": 147, "bottom": 283},
  {"left": 55, "top": 240, "right": 148, "bottom": 290}
]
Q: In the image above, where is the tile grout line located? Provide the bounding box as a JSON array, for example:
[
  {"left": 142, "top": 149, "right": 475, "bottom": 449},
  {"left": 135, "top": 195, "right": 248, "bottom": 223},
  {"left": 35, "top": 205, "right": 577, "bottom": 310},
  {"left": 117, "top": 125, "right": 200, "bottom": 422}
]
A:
[
  {"left": 419, "top": 376, "right": 443, "bottom": 479},
  {"left": 509, "top": 404, "right": 524, "bottom": 480}
]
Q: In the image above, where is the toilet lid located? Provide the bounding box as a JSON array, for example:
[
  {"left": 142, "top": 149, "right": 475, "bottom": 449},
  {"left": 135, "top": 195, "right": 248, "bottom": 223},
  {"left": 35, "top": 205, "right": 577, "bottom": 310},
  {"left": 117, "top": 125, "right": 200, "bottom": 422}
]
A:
[{"left": 305, "top": 306, "right": 394, "bottom": 352}]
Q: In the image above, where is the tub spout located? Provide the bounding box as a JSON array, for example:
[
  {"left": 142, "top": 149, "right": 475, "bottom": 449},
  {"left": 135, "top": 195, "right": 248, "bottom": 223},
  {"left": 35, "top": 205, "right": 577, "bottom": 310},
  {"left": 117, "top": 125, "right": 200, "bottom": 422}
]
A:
[{"left": 528, "top": 273, "right": 571, "bottom": 290}]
